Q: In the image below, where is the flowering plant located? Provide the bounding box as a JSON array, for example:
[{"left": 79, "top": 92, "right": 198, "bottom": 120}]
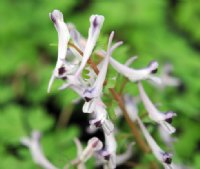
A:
[{"left": 22, "top": 9, "right": 185, "bottom": 169}]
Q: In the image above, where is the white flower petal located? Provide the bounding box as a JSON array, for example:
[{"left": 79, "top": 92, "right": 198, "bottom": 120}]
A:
[
  {"left": 102, "top": 119, "right": 115, "bottom": 135},
  {"left": 88, "top": 137, "right": 103, "bottom": 151},
  {"left": 138, "top": 82, "right": 176, "bottom": 134},
  {"left": 159, "top": 121, "right": 176, "bottom": 135},
  {"left": 109, "top": 57, "right": 159, "bottom": 82},
  {"left": 125, "top": 56, "right": 138, "bottom": 66},
  {"left": 137, "top": 117, "right": 173, "bottom": 168},
  {"left": 48, "top": 10, "right": 70, "bottom": 92},
  {"left": 83, "top": 99, "right": 96, "bottom": 113},
  {"left": 104, "top": 130, "right": 117, "bottom": 169},
  {"left": 116, "top": 143, "right": 134, "bottom": 166},
  {"left": 75, "top": 15, "right": 104, "bottom": 76},
  {"left": 47, "top": 73, "right": 56, "bottom": 93},
  {"left": 124, "top": 95, "right": 138, "bottom": 122},
  {"left": 21, "top": 131, "right": 57, "bottom": 169},
  {"left": 74, "top": 138, "right": 83, "bottom": 156},
  {"left": 59, "top": 82, "right": 71, "bottom": 91},
  {"left": 79, "top": 137, "right": 103, "bottom": 163},
  {"left": 154, "top": 63, "right": 181, "bottom": 89},
  {"left": 50, "top": 10, "right": 70, "bottom": 64}
]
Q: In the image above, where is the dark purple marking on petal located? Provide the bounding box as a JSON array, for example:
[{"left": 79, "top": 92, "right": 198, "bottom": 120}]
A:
[
  {"left": 162, "top": 152, "right": 172, "bottom": 164},
  {"left": 165, "top": 111, "right": 176, "bottom": 124},
  {"left": 50, "top": 14, "right": 57, "bottom": 23},
  {"left": 94, "top": 120, "right": 102, "bottom": 128},
  {"left": 84, "top": 88, "right": 95, "bottom": 94},
  {"left": 62, "top": 76, "right": 67, "bottom": 80},
  {"left": 93, "top": 17, "right": 98, "bottom": 29},
  {"left": 151, "top": 68, "right": 158, "bottom": 74},
  {"left": 165, "top": 117, "right": 172, "bottom": 124},
  {"left": 58, "top": 67, "right": 66, "bottom": 75},
  {"left": 148, "top": 61, "right": 158, "bottom": 74},
  {"left": 103, "top": 153, "right": 111, "bottom": 161},
  {"left": 84, "top": 97, "right": 92, "bottom": 102},
  {"left": 98, "top": 150, "right": 111, "bottom": 161}
]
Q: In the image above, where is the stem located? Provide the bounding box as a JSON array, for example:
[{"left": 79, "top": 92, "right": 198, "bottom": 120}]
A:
[
  {"left": 57, "top": 104, "right": 74, "bottom": 128},
  {"left": 109, "top": 88, "right": 150, "bottom": 153},
  {"left": 119, "top": 78, "right": 128, "bottom": 94}
]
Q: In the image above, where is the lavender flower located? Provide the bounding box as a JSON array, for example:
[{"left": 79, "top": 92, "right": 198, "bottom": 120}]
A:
[
  {"left": 82, "top": 32, "right": 121, "bottom": 134},
  {"left": 75, "top": 15, "right": 104, "bottom": 77},
  {"left": 83, "top": 31, "right": 117, "bottom": 101},
  {"left": 138, "top": 82, "right": 176, "bottom": 134},
  {"left": 100, "top": 128, "right": 117, "bottom": 169},
  {"left": 124, "top": 94, "right": 175, "bottom": 168},
  {"left": 72, "top": 137, "right": 103, "bottom": 166},
  {"left": 88, "top": 99, "right": 114, "bottom": 135},
  {"left": 159, "top": 126, "right": 176, "bottom": 148},
  {"left": 48, "top": 10, "right": 71, "bottom": 93},
  {"left": 152, "top": 63, "right": 181, "bottom": 89},
  {"left": 21, "top": 131, "right": 57, "bottom": 169},
  {"left": 109, "top": 55, "right": 161, "bottom": 83},
  {"left": 137, "top": 117, "right": 174, "bottom": 169}
]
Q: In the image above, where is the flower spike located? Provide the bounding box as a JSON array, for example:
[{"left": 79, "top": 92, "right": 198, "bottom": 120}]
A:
[{"left": 138, "top": 82, "right": 176, "bottom": 134}]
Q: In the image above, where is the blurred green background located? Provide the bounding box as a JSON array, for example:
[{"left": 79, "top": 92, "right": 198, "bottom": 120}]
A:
[{"left": 0, "top": 0, "right": 200, "bottom": 168}]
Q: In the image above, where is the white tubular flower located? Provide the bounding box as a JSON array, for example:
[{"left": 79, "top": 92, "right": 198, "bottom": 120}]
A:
[
  {"left": 155, "top": 63, "right": 181, "bottom": 89},
  {"left": 138, "top": 82, "right": 176, "bottom": 134},
  {"left": 70, "top": 138, "right": 86, "bottom": 169},
  {"left": 58, "top": 73, "right": 89, "bottom": 101},
  {"left": 83, "top": 31, "right": 115, "bottom": 101},
  {"left": 73, "top": 137, "right": 103, "bottom": 166},
  {"left": 161, "top": 64, "right": 181, "bottom": 87},
  {"left": 109, "top": 55, "right": 161, "bottom": 84},
  {"left": 67, "top": 23, "right": 86, "bottom": 64},
  {"left": 97, "top": 129, "right": 117, "bottom": 169},
  {"left": 159, "top": 126, "right": 176, "bottom": 148},
  {"left": 96, "top": 143, "right": 134, "bottom": 168},
  {"left": 123, "top": 94, "right": 139, "bottom": 122},
  {"left": 124, "top": 94, "right": 174, "bottom": 168},
  {"left": 83, "top": 32, "right": 122, "bottom": 113},
  {"left": 48, "top": 9, "right": 71, "bottom": 93},
  {"left": 82, "top": 32, "right": 122, "bottom": 134},
  {"left": 75, "top": 15, "right": 104, "bottom": 76},
  {"left": 21, "top": 131, "right": 57, "bottom": 169},
  {"left": 88, "top": 99, "right": 114, "bottom": 135},
  {"left": 137, "top": 117, "right": 174, "bottom": 169},
  {"left": 115, "top": 143, "right": 134, "bottom": 166},
  {"left": 67, "top": 23, "right": 86, "bottom": 51}
]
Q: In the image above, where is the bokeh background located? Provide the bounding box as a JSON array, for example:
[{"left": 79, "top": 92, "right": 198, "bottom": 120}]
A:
[{"left": 0, "top": 0, "right": 200, "bottom": 168}]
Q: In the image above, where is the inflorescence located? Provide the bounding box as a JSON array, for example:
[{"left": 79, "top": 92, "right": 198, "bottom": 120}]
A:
[{"left": 21, "top": 9, "right": 183, "bottom": 169}]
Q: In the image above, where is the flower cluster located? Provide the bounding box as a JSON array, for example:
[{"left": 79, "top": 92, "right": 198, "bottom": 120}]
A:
[{"left": 22, "top": 9, "right": 181, "bottom": 169}]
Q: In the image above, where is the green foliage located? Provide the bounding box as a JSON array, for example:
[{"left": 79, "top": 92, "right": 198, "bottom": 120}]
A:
[{"left": 0, "top": 0, "right": 199, "bottom": 168}]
